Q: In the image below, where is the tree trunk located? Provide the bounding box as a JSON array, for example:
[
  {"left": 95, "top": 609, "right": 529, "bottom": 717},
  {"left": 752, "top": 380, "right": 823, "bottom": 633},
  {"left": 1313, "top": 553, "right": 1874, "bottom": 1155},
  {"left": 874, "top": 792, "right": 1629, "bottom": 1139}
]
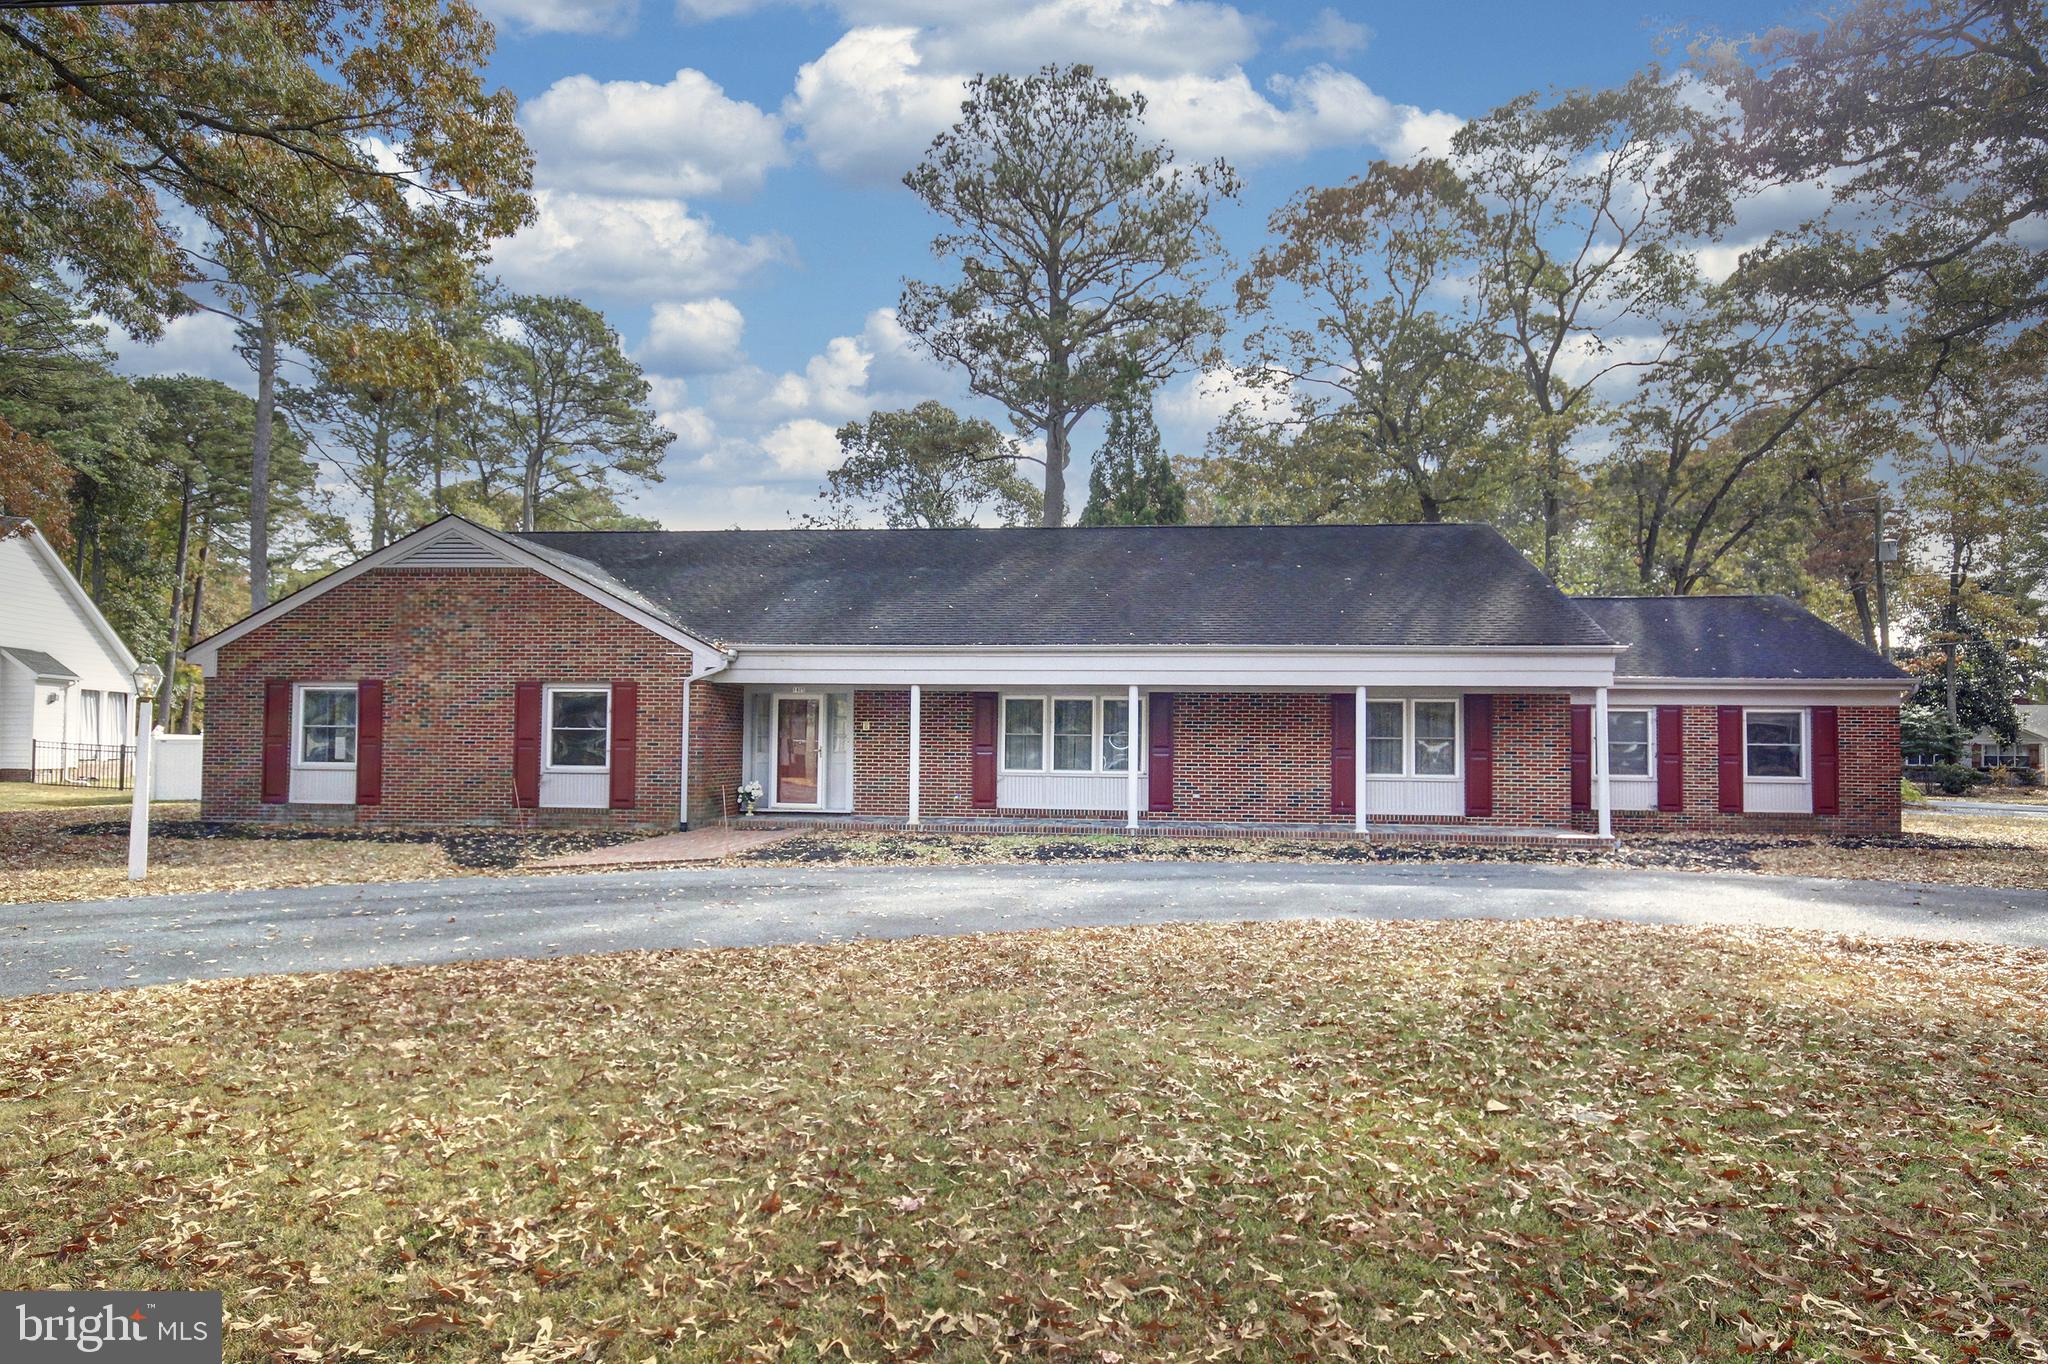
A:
[
  {"left": 179, "top": 517, "right": 210, "bottom": 734},
  {"left": 370, "top": 403, "right": 392, "bottom": 549},
  {"left": 249, "top": 313, "right": 278, "bottom": 609},
  {"left": 1848, "top": 582, "right": 1875, "bottom": 651},
  {"left": 1043, "top": 422, "right": 1069, "bottom": 528},
  {"left": 161, "top": 464, "right": 194, "bottom": 727},
  {"left": 521, "top": 441, "right": 541, "bottom": 533}
]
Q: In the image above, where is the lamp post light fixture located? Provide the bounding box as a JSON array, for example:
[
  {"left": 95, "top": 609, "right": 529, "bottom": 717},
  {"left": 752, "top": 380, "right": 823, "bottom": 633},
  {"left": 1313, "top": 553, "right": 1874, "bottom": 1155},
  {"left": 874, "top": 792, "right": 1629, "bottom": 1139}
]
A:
[{"left": 127, "top": 662, "right": 165, "bottom": 882}]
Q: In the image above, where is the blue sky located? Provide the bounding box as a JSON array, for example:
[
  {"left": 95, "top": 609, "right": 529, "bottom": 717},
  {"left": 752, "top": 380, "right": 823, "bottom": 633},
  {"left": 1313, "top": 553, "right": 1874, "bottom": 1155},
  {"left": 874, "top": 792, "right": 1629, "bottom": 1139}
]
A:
[{"left": 119, "top": 0, "right": 1809, "bottom": 530}]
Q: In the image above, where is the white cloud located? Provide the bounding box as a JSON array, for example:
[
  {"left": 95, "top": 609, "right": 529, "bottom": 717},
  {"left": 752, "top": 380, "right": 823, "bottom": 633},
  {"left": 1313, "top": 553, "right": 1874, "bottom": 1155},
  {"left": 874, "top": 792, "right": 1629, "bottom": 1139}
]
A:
[
  {"left": 104, "top": 309, "right": 253, "bottom": 393},
  {"left": 760, "top": 417, "right": 844, "bottom": 475},
  {"left": 490, "top": 190, "right": 792, "bottom": 299},
  {"left": 1157, "top": 365, "right": 1294, "bottom": 448},
  {"left": 787, "top": 18, "right": 1457, "bottom": 180},
  {"left": 477, "top": 0, "right": 637, "bottom": 35},
  {"left": 523, "top": 69, "right": 788, "bottom": 198},
  {"left": 917, "top": 0, "right": 1256, "bottom": 76},
  {"left": 642, "top": 298, "right": 748, "bottom": 373},
  {"left": 786, "top": 27, "right": 965, "bottom": 183},
  {"left": 1283, "top": 7, "right": 1370, "bottom": 57}
]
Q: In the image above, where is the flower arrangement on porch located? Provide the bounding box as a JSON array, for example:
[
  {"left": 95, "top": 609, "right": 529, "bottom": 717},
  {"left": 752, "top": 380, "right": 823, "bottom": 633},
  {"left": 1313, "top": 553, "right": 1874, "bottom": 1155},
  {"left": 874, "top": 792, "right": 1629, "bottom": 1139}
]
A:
[{"left": 735, "top": 780, "right": 764, "bottom": 816}]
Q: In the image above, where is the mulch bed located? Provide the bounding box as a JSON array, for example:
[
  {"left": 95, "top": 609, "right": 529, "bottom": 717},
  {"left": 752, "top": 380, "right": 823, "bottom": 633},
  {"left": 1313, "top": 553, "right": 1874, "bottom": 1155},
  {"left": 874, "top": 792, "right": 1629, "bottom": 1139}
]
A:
[
  {"left": 735, "top": 828, "right": 2038, "bottom": 875},
  {"left": 62, "top": 817, "right": 642, "bottom": 870}
]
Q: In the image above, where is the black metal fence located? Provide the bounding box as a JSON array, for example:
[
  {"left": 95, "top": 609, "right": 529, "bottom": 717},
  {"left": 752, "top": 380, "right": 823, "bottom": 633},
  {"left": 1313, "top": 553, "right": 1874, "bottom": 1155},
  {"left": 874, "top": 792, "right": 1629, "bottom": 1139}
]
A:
[{"left": 30, "top": 741, "right": 134, "bottom": 789}]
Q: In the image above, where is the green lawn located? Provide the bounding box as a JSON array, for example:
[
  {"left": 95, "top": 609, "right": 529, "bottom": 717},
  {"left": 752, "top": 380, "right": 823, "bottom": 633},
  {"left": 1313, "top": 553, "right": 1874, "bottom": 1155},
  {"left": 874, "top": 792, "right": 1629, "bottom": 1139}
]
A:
[
  {"left": 3, "top": 919, "right": 2043, "bottom": 1361},
  {"left": 0, "top": 781, "right": 138, "bottom": 812}
]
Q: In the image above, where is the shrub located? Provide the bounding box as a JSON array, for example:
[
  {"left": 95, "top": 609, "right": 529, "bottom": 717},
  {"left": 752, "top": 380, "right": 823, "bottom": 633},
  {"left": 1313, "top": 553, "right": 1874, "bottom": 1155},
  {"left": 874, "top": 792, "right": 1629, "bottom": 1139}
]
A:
[
  {"left": 1929, "top": 762, "right": 1978, "bottom": 795},
  {"left": 1900, "top": 776, "right": 1927, "bottom": 804},
  {"left": 2018, "top": 765, "right": 2044, "bottom": 789}
]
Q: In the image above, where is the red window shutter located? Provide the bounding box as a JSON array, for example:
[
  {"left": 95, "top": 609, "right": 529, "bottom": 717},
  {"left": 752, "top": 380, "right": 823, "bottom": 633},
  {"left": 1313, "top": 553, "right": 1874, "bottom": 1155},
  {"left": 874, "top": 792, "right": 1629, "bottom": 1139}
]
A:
[
  {"left": 1655, "top": 705, "right": 1684, "bottom": 812},
  {"left": 1463, "top": 693, "right": 1494, "bottom": 818},
  {"left": 261, "top": 678, "right": 292, "bottom": 804},
  {"left": 1717, "top": 705, "right": 1745, "bottom": 813},
  {"left": 355, "top": 680, "right": 384, "bottom": 806},
  {"left": 514, "top": 681, "right": 542, "bottom": 808},
  {"left": 1147, "top": 692, "right": 1175, "bottom": 813},
  {"left": 1569, "top": 704, "right": 1591, "bottom": 811},
  {"left": 970, "top": 692, "right": 998, "bottom": 809},
  {"left": 1329, "top": 694, "right": 1355, "bottom": 815},
  {"left": 610, "top": 680, "right": 638, "bottom": 809},
  {"left": 1812, "top": 705, "right": 1839, "bottom": 815}
]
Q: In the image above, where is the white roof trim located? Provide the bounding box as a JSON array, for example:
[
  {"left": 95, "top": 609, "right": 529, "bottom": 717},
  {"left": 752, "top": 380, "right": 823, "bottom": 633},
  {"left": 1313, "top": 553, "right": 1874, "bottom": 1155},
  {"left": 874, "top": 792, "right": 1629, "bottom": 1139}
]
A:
[
  {"left": 5, "top": 519, "right": 140, "bottom": 676},
  {"left": 184, "top": 516, "right": 728, "bottom": 675}
]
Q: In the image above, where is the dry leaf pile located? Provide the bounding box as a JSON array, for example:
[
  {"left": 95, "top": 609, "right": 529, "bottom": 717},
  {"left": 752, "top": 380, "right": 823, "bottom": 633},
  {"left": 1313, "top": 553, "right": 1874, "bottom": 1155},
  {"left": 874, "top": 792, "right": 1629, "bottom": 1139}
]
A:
[{"left": 3, "top": 919, "right": 2044, "bottom": 1361}]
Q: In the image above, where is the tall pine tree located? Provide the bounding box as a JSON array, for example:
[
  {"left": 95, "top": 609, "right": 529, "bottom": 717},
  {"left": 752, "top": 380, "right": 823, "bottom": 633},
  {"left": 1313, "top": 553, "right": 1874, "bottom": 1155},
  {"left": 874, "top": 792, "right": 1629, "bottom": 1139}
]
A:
[{"left": 1079, "top": 386, "right": 1187, "bottom": 527}]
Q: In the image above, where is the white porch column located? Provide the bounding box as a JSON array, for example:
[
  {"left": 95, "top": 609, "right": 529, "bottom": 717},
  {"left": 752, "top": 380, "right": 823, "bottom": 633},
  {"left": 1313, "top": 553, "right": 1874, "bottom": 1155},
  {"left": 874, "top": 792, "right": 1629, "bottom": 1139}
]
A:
[
  {"left": 1594, "top": 685, "right": 1613, "bottom": 839},
  {"left": 1354, "top": 685, "right": 1368, "bottom": 835},
  {"left": 1126, "top": 684, "right": 1140, "bottom": 829},
  {"left": 678, "top": 675, "right": 693, "bottom": 830},
  {"left": 907, "top": 684, "right": 922, "bottom": 827}
]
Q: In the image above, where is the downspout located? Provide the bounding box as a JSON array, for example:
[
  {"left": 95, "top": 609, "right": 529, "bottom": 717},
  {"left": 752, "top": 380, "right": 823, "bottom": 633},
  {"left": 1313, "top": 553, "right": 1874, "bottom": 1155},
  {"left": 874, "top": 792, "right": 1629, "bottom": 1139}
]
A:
[{"left": 680, "top": 647, "right": 735, "bottom": 829}]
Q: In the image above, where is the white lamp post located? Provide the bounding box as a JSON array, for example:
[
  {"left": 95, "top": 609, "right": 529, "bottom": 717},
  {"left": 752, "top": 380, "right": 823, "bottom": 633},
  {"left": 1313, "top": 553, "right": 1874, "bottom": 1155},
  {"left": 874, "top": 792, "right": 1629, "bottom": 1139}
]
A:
[{"left": 127, "top": 662, "right": 165, "bottom": 881}]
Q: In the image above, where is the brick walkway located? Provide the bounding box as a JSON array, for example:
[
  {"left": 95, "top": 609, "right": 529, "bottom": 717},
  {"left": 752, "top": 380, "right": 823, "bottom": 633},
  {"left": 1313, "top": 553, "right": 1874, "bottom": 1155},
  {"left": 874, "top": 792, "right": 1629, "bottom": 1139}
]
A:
[{"left": 535, "top": 825, "right": 796, "bottom": 868}]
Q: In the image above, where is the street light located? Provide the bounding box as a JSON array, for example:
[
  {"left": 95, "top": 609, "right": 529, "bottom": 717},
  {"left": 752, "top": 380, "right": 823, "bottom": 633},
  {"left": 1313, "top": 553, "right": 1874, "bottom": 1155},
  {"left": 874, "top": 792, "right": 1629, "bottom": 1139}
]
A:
[{"left": 128, "top": 662, "right": 164, "bottom": 881}]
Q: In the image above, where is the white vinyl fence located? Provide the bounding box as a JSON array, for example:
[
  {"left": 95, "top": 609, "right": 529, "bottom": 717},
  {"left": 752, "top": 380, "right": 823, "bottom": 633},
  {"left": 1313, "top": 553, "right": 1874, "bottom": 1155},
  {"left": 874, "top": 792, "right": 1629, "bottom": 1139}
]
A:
[{"left": 151, "top": 731, "right": 204, "bottom": 801}]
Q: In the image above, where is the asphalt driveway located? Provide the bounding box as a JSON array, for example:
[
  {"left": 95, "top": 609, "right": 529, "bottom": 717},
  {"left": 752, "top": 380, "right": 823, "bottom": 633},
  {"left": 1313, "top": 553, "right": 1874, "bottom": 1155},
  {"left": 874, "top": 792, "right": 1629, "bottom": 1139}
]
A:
[{"left": 4, "top": 861, "right": 2045, "bottom": 997}]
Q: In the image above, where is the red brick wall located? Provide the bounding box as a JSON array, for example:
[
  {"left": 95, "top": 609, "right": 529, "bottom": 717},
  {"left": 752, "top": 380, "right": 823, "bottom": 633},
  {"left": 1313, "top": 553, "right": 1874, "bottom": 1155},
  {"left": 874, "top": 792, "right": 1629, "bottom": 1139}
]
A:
[
  {"left": 686, "top": 681, "right": 744, "bottom": 826},
  {"left": 1156, "top": 692, "right": 1339, "bottom": 824},
  {"left": 1491, "top": 693, "right": 1572, "bottom": 828},
  {"left": 204, "top": 568, "right": 695, "bottom": 827},
  {"left": 1573, "top": 704, "right": 1901, "bottom": 836}
]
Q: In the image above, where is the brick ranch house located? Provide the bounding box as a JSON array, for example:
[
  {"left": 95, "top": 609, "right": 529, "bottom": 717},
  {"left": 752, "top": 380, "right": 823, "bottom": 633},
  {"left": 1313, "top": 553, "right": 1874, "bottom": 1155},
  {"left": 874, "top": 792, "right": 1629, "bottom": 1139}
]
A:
[{"left": 185, "top": 516, "right": 1911, "bottom": 840}]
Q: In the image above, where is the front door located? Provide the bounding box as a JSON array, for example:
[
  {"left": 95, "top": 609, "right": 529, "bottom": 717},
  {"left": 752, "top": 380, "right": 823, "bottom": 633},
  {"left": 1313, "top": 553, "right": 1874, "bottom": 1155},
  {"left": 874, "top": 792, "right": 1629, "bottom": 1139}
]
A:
[{"left": 774, "top": 696, "right": 822, "bottom": 806}]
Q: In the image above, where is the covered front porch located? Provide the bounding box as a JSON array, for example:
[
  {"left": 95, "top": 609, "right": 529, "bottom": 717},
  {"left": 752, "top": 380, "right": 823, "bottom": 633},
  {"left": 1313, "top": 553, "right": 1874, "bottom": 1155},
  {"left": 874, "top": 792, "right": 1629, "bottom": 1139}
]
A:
[{"left": 683, "top": 645, "right": 1630, "bottom": 840}]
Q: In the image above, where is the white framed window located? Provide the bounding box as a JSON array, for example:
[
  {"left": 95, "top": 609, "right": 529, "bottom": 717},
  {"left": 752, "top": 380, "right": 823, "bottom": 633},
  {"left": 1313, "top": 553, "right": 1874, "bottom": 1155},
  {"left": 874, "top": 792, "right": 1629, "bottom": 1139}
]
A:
[
  {"left": 1361, "top": 698, "right": 1461, "bottom": 779},
  {"left": 1744, "top": 708, "right": 1805, "bottom": 780},
  {"left": 1102, "top": 697, "right": 1134, "bottom": 772},
  {"left": 1052, "top": 697, "right": 1095, "bottom": 772},
  {"left": 296, "top": 685, "right": 358, "bottom": 767},
  {"left": 1608, "top": 708, "right": 1652, "bottom": 777},
  {"left": 1413, "top": 700, "right": 1458, "bottom": 776},
  {"left": 545, "top": 685, "right": 610, "bottom": 771},
  {"left": 1002, "top": 697, "right": 1044, "bottom": 771},
  {"left": 1365, "top": 700, "right": 1405, "bottom": 775},
  {"left": 79, "top": 689, "right": 102, "bottom": 747},
  {"left": 1001, "top": 693, "right": 1146, "bottom": 775}
]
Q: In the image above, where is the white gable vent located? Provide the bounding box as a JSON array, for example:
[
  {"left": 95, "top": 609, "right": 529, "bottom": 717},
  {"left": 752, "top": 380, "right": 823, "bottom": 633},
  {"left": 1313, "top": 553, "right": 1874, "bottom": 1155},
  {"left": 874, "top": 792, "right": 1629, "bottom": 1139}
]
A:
[{"left": 390, "top": 531, "right": 514, "bottom": 568}]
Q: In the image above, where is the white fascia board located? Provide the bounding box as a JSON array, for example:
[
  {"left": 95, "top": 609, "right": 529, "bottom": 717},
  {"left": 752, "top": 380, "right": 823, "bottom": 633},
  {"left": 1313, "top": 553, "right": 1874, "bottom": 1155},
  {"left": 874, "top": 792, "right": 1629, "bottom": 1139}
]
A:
[
  {"left": 1591, "top": 677, "right": 1914, "bottom": 707},
  {"left": 14, "top": 520, "right": 140, "bottom": 675},
  {"left": 719, "top": 645, "right": 1620, "bottom": 690},
  {"left": 185, "top": 516, "right": 730, "bottom": 676}
]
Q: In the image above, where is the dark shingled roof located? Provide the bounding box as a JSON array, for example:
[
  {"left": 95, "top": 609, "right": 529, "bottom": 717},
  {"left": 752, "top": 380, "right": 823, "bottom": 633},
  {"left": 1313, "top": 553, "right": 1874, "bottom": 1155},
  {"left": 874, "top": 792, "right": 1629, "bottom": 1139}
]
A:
[
  {"left": 0, "top": 647, "right": 77, "bottom": 680},
  {"left": 1573, "top": 595, "right": 1907, "bottom": 681},
  {"left": 514, "top": 523, "right": 1619, "bottom": 649}
]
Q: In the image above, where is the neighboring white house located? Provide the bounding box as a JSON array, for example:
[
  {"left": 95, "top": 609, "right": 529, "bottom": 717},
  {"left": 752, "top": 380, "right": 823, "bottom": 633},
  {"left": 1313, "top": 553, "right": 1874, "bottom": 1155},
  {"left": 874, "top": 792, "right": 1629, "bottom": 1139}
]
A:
[
  {"left": 1965, "top": 702, "right": 2047, "bottom": 773},
  {"left": 0, "top": 516, "right": 141, "bottom": 782}
]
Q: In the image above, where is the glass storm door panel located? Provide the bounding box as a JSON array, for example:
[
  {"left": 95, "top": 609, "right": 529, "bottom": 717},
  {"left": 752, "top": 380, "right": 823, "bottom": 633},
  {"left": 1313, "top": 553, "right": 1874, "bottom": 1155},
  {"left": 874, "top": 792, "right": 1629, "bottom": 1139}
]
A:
[{"left": 775, "top": 697, "right": 822, "bottom": 805}]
